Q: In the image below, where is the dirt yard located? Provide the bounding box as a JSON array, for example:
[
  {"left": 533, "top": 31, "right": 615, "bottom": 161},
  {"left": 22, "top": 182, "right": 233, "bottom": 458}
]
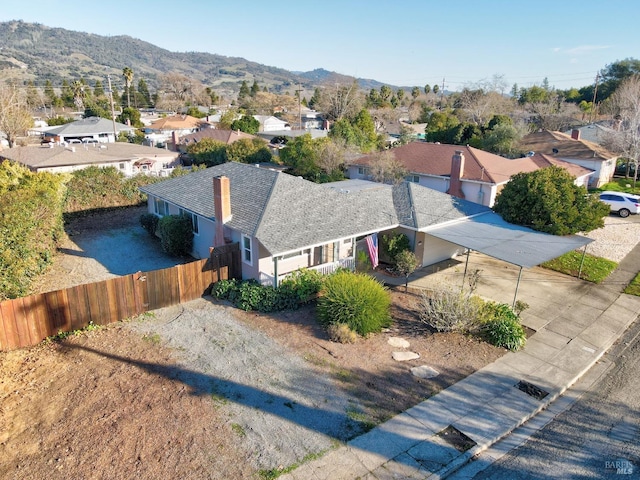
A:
[{"left": 0, "top": 207, "right": 506, "bottom": 480}]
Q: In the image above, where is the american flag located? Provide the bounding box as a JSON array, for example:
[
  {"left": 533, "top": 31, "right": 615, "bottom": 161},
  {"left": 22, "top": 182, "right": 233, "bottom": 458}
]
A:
[{"left": 366, "top": 233, "right": 379, "bottom": 269}]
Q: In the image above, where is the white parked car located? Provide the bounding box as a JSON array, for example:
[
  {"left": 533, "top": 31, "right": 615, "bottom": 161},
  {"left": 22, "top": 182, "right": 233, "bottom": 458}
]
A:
[{"left": 599, "top": 191, "right": 640, "bottom": 218}]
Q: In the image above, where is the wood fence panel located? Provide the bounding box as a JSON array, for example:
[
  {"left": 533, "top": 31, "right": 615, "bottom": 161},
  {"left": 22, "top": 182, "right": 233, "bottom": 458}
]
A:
[
  {"left": 22, "top": 294, "right": 48, "bottom": 345},
  {"left": 85, "top": 281, "right": 110, "bottom": 326},
  {"left": 113, "top": 275, "right": 137, "bottom": 320},
  {"left": 104, "top": 278, "right": 121, "bottom": 325},
  {"left": 67, "top": 284, "right": 91, "bottom": 331},
  {"left": 145, "top": 266, "right": 179, "bottom": 310},
  {"left": 0, "top": 300, "right": 18, "bottom": 350},
  {"left": 12, "top": 298, "right": 33, "bottom": 347}
]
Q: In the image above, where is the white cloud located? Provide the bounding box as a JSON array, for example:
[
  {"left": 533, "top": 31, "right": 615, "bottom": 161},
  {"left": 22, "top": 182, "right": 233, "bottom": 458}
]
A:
[{"left": 563, "top": 45, "right": 611, "bottom": 55}]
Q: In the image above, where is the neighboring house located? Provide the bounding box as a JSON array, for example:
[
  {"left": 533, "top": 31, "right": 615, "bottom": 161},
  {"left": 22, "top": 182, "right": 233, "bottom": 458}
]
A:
[
  {"left": 176, "top": 129, "right": 263, "bottom": 154},
  {"left": 35, "top": 116, "right": 136, "bottom": 144},
  {"left": 0, "top": 143, "right": 180, "bottom": 176},
  {"left": 519, "top": 130, "right": 618, "bottom": 187},
  {"left": 253, "top": 115, "right": 291, "bottom": 132},
  {"left": 139, "top": 162, "right": 589, "bottom": 287},
  {"left": 562, "top": 123, "right": 616, "bottom": 147},
  {"left": 347, "top": 142, "right": 593, "bottom": 207},
  {"left": 144, "top": 115, "right": 210, "bottom": 149}
]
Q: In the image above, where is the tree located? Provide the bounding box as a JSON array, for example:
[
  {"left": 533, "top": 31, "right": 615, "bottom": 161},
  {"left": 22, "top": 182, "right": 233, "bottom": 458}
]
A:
[
  {"left": 493, "top": 166, "right": 609, "bottom": 235},
  {"left": 43, "top": 80, "right": 61, "bottom": 109},
  {"left": 396, "top": 88, "right": 405, "bottom": 102},
  {"left": 308, "top": 88, "right": 321, "bottom": 110},
  {"left": 217, "top": 110, "right": 238, "bottom": 129},
  {"left": 93, "top": 80, "right": 105, "bottom": 98},
  {"left": 424, "top": 110, "right": 461, "bottom": 143},
  {"left": 602, "top": 76, "right": 640, "bottom": 185},
  {"left": 137, "top": 79, "right": 152, "bottom": 108},
  {"left": 368, "top": 150, "right": 407, "bottom": 184},
  {"left": 411, "top": 86, "right": 420, "bottom": 99},
  {"left": 395, "top": 250, "right": 419, "bottom": 291},
  {"left": 157, "top": 73, "right": 202, "bottom": 111},
  {"left": 122, "top": 67, "right": 134, "bottom": 108},
  {"left": 250, "top": 80, "right": 260, "bottom": 97},
  {"left": 71, "top": 80, "right": 86, "bottom": 110},
  {"left": 186, "top": 138, "right": 227, "bottom": 166},
  {"left": 424, "top": 84, "right": 431, "bottom": 95},
  {"left": 279, "top": 133, "right": 321, "bottom": 180},
  {"left": 316, "top": 80, "right": 363, "bottom": 121},
  {"left": 25, "top": 81, "right": 42, "bottom": 109},
  {"left": 230, "top": 115, "right": 260, "bottom": 134},
  {"left": 0, "top": 83, "right": 34, "bottom": 147},
  {"left": 60, "top": 80, "right": 74, "bottom": 108},
  {"left": 226, "top": 138, "right": 272, "bottom": 164},
  {"left": 238, "top": 81, "right": 250, "bottom": 101},
  {"left": 117, "top": 107, "right": 143, "bottom": 128}
]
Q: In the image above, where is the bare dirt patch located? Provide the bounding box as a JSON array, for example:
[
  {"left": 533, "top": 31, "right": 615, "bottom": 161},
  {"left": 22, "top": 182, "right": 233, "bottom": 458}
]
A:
[{"left": 0, "top": 207, "right": 506, "bottom": 479}]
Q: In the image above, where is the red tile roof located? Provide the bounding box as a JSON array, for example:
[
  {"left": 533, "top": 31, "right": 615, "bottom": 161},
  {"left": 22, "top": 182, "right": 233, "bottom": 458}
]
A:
[{"left": 351, "top": 142, "right": 593, "bottom": 184}]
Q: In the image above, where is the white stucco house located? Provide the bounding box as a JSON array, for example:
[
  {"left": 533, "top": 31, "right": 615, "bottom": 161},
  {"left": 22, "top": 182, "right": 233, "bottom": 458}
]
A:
[
  {"left": 520, "top": 130, "right": 618, "bottom": 188},
  {"left": 139, "top": 162, "right": 590, "bottom": 287},
  {"left": 0, "top": 143, "right": 180, "bottom": 176}
]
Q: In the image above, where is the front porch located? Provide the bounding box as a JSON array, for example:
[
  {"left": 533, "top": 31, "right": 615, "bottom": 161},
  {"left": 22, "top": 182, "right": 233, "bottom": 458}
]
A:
[{"left": 259, "top": 257, "right": 355, "bottom": 287}]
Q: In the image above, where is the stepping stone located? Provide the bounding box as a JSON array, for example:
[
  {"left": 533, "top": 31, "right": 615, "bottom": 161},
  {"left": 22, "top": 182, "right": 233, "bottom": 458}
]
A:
[
  {"left": 411, "top": 365, "right": 440, "bottom": 379},
  {"left": 388, "top": 336, "right": 410, "bottom": 348},
  {"left": 392, "top": 351, "right": 420, "bottom": 361}
]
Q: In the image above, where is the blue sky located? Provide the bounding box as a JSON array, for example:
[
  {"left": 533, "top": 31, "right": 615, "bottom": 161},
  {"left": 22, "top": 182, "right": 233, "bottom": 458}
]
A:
[{"left": 2, "top": 0, "right": 638, "bottom": 91}]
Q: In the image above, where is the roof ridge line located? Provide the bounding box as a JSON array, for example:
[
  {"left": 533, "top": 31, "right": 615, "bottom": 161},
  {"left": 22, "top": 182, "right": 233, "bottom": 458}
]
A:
[{"left": 251, "top": 168, "right": 281, "bottom": 237}]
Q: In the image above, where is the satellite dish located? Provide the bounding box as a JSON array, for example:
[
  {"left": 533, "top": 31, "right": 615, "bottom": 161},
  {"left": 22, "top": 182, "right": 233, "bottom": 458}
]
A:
[{"left": 552, "top": 148, "right": 559, "bottom": 154}]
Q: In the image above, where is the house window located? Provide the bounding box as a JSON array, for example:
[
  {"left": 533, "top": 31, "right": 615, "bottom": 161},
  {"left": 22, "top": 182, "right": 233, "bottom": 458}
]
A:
[
  {"left": 357, "top": 167, "right": 369, "bottom": 176},
  {"left": 242, "top": 235, "right": 253, "bottom": 265},
  {"left": 406, "top": 175, "right": 420, "bottom": 183},
  {"left": 154, "top": 198, "right": 169, "bottom": 216},
  {"left": 280, "top": 250, "right": 304, "bottom": 260},
  {"left": 179, "top": 209, "right": 199, "bottom": 234},
  {"left": 119, "top": 163, "right": 126, "bottom": 170}
]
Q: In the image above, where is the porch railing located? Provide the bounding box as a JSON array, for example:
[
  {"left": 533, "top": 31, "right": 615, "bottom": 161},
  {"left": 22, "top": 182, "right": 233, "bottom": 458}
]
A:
[{"left": 259, "top": 257, "right": 355, "bottom": 287}]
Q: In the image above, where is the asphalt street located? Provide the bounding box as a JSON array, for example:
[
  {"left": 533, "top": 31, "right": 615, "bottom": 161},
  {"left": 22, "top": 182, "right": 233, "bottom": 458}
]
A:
[{"left": 467, "top": 317, "right": 640, "bottom": 479}]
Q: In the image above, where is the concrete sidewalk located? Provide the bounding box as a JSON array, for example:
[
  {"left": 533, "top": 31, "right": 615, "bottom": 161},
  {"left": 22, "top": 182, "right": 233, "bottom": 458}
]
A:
[{"left": 280, "top": 246, "right": 640, "bottom": 480}]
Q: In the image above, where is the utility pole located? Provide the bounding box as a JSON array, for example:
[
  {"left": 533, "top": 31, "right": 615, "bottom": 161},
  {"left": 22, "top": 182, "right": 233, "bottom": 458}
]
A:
[
  {"left": 295, "top": 83, "right": 302, "bottom": 130},
  {"left": 106, "top": 75, "right": 118, "bottom": 141},
  {"left": 590, "top": 73, "right": 599, "bottom": 123},
  {"left": 439, "top": 77, "right": 445, "bottom": 110}
]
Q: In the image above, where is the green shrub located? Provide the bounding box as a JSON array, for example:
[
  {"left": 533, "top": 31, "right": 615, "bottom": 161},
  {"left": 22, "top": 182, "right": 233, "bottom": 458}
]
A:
[
  {"left": 211, "top": 279, "right": 238, "bottom": 300},
  {"left": 0, "top": 162, "right": 67, "bottom": 300},
  {"left": 279, "top": 268, "right": 324, "bottom": 302},
  {"left": 380, "top": 232, "right": 410, "bottom": 262},
  {"left": 157, "top": 214, "right": 193, "bottom": 256},
  {"left": 317, "top": 271, "right": 391, "bottom": 336},
  {"left": 478, "top": 302, "right": 526, "bottom": 351},
  {"left": 140, "top": 213, "right": 159, "bottom": 236}
]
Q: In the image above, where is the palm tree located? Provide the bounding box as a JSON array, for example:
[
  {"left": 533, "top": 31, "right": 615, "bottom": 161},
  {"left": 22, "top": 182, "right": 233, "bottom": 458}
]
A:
[
  {"left": 122, "top": 67, "right": 134, "bottom": 108},
  {"left": 71, "top": 80, "right": 86, "bottom": 110}
]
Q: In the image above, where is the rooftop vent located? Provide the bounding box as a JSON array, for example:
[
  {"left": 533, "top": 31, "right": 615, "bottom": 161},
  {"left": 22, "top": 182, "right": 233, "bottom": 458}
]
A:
[{"left": 526, "top": 151, "right": 535, "bottom": 157}]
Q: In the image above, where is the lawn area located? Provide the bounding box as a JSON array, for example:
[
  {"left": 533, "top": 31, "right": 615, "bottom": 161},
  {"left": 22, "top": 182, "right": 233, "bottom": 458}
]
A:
[
  {"left": 542, "top": 250, "right": 617, "bottom": 284},
  {"left": 593, "top": 178, "right": 640, "bottom": 195},
  {"left": 624, "top": 272, "right": 640, "bottom": 296}
]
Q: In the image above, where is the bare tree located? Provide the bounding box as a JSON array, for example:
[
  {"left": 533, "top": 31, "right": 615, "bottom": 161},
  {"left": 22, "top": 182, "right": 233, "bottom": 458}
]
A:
[
  {"left": 317, "top": 80, "right": 364, "bottom": 121},
  {"left": 316, "top": 138, "right": 350, "bottom": 175},
  {"left": 369, "top": 150, "right": 407, "bottom": 184},
  {"left": 602, "top": 76, "right": 640, "bottom": 182},
  {"left": 0, "top": 82, "right": 33, "bottom": 147},
  {"left": 156, "top": 73, "right": 203, "bottom": 111}
]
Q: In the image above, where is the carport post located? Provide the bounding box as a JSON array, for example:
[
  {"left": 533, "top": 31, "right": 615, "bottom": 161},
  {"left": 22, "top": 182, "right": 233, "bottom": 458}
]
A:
[
  {"left": 461, "top": 249, "right": 471, "bottom": 291},
  {"left": 513, "top": 266, "right": 523, "bottom": 308},
  {"left": 577, "top": 245, "right": 588, "bottom": 280}
]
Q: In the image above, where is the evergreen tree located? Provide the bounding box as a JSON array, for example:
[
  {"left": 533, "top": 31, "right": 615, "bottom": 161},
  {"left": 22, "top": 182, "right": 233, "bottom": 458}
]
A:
[
  {"left": 250, "top": 80, "right": 260, "bottom": 97},
  {"left": 137, "top": 79, "right": 152, "bottom": 108},
  {"left": 93, "top": 80, "right": 105, "bottom": 97}
]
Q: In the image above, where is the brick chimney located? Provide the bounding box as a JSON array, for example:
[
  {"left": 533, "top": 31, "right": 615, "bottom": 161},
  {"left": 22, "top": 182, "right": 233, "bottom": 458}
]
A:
[
  {"left": 446, "top": 150, "right": 466, "bottom": 199},
  {"left": 213, "top": 176, "right": 232, "bottom": 246},
  {"left": 171, "top": 131, "right": 180, "bottom": 151},
  {"left": 571, "top": 129, "right": 581, "bottom": 140}
]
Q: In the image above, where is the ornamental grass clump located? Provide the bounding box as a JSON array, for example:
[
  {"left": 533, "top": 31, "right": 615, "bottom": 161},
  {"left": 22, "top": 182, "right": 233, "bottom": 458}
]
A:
[
  {"left": 478, "top": 302, "right": 527, "bottom": 351},
  {"left": 317, "top": 271, "right": 391, "bottom": 336}
]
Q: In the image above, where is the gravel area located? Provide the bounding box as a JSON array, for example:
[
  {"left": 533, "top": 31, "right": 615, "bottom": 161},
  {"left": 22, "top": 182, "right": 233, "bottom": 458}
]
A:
[
  {"left": 129, "top": 300, "right": 363, "bottom": 471},
  {"left": 581, "top": 215, "right": 640, "bottom": 262}
]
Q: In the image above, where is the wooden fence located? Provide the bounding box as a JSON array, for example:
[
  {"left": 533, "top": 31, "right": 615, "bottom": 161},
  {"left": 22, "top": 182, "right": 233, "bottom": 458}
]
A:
[{"left": 0, "top": 243, "right": 241, "bottom": 351}]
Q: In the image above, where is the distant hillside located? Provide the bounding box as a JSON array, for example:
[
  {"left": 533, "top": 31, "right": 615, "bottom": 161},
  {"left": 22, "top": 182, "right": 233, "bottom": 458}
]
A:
[{"left": 0, "top": 20, "right": 394, "bottom": 98}]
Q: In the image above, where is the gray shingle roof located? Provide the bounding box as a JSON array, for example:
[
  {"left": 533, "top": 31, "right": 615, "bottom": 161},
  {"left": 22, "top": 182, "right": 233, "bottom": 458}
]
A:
[
  {"left": 46, "top": 117, "right": 135, "bottom": 136},
  {"left": 140, "top": 163, "right": 493, "bottom": 255}
]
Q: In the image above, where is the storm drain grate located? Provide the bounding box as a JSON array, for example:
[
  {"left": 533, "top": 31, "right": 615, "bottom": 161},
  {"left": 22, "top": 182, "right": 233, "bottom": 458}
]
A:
[
  {"left": 437, "top": 425, "right": 477, "bottom": 452},
  {"left": 515, "top": 380, "right": 549, "bottom": 400}
]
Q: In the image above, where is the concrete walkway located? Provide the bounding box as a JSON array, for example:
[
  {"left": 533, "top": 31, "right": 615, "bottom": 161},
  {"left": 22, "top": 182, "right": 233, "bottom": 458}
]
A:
[{"left": 280, "top": 246, "right": 640, "bottom": 480}]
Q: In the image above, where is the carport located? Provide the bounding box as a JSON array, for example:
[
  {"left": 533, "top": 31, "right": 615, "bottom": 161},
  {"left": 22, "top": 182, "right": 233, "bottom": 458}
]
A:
[{"left": 425, "top": 212, "right": 593, "bottom": 306}]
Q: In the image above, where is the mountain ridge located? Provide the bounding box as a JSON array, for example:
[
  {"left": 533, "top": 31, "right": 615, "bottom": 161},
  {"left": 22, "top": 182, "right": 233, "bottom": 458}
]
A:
[{"left": 0, "top": 20, "right": 388, "bottom": 98}]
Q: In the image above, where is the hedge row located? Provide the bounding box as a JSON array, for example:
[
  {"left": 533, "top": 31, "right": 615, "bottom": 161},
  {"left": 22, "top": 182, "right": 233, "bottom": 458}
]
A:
[{"left": 0, "top": 161, "right": 67, "bottom": 300}]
